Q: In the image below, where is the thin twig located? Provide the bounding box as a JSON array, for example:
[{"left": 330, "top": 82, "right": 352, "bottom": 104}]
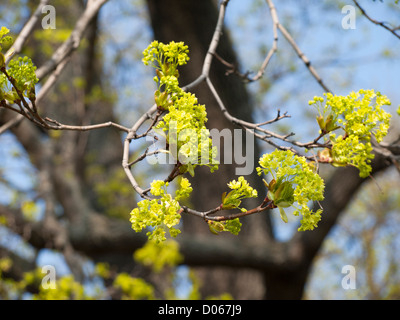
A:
[
  {"left": 0, "top": 1, "right": 110, "bottom": 134},
  {"left": 255, "top": 110, "right": 290, "bottom": 126},
  {"left": 181, "top": 198, "right": 273, "bottom": 222},
  {"left": 353, "top": 0, "right": 400, "bottom": 40},
  {"left": 201, "top": 0, "right": 230, "bottom": 78},
  {"left": 44, "top": 117, "right": 130, "bottom": 133},
  {"left": 276, "top": 23, "right": 331, "bottom": 93},
  {"left": 247, "top": 0, "right": 279, "bottom": 82},
  {"left": 134, "top": 110, "right": 164, "bottom": 139}
]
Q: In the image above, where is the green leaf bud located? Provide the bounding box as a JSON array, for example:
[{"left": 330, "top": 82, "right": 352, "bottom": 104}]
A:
[
  {"left": 278, "top": 206, "right": 288, "bottom": 223},
  {"left": 208, "top": 220, "right": 224, "bottom": 235},
  {"left": 0, "top": 52, "right": 5, "bottom": 68},
  {"left": 316, "top": 115, "right": 325, "bottom": 131}
]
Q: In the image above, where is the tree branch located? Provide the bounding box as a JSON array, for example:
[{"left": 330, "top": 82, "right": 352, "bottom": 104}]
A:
[
  {"left": 353, "top": 0, "right": 400, "bottom": 40},
  {"left": 36, "top": 0, "right": 109, "bottom": 80}
]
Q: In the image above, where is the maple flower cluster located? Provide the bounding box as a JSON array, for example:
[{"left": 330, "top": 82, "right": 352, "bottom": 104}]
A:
[
  {"left": 258, "top": 149, "right": 325, "bottom": 231},
  {"left": 0, "top": 27, "right": 38, "bottom": 103},
  {"left": 310, "top": 89, "right": 392, "bottom": 178}
]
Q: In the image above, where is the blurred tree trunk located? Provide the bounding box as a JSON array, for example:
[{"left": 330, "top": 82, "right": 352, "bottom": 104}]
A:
[{"left": 146, "top": 0, "right": 272, "bottom": 299}]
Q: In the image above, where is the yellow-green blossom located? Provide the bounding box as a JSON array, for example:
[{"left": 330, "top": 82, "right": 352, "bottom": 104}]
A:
[
  {"left": 310, "top": 89, "right": 392, "bottom": 177},
  {"left": 130, "top": 179, "right": 195, "bottom": 242},
  {"left": 207, "top": 218, "right": 242, "bottom": 236},
  {"left": 134, "top": 239, "right": 183, "bottom": 273},
  {"left": 0, "top": 27, "right": 38, "bottom": 104},
  {"left": 113, "top": 273, "right": 154, "bottom": 300},
  {"left": 222, "top": 176, "right": 258, "bottom": 212},
  {"left": 175, "top": 177, "right": 193, "bottom": 201},
  {"left": 144, "top": 41, "right": 218, "bottom": 175},
  {"left": 33, "top": 275, "right": 88, "bottom": 300},
  {"left": 258, "top": 149, "right": 325, "bottom": 231},
  {"left": 330, "top": 134, "right": 374, "bottom": 178},
  {"left": 142, "top": 40, "right": 189, "bottom": 70}
]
